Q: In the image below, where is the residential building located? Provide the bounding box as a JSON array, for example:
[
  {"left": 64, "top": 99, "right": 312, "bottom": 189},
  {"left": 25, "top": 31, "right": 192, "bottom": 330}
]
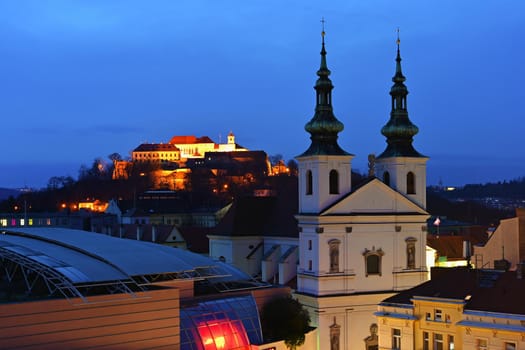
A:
[
  {"left": 474, "top": 208, "right": 525, "bottom": 270},
  {"left": 208, "top": 176, "right": 299, "bottom": 283},
  {"left": 376, "top": 267, "right": 525, "bottom": 350},
  {"left": 131, "top": 142, "right": 181, "bottom": 164}
]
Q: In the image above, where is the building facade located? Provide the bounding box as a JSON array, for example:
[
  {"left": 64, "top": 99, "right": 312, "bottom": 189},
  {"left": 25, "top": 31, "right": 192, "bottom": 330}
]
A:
[
  {"left": 376, "top": 267, "right": 525, "bottom": 350},
  {"left": 294, "top": 31, "right": 429, "bottom": 349}
]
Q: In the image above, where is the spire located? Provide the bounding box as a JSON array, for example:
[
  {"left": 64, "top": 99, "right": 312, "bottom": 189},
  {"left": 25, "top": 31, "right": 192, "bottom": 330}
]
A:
[
  {"left": 299, "top": 20, "right": 350, "bottom": 157},
  {"left": 377, "top": 30, "right": 425, "bottom": 158}
]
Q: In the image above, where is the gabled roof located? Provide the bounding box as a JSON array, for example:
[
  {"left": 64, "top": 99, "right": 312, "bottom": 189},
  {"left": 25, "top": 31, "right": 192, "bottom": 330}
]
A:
[
  {"left": 382, "top": 267, "right": 525, "bottom": 316},
  {"left": 321, "top": 177, "right": 427, "bottom": 216},
  {"left": 427, "top": 235, "right": 466, "bottom": 260},
  {"left": 179, "top": 227, "right": 210, "bottom": 254}
]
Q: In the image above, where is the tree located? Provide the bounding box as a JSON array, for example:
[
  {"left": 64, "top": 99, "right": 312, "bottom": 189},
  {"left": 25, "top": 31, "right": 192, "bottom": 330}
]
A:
[
  {"left": 261, "top": 296, "right": 311, "bottom": 350},
  {"left": 108, "top": 152, "right": 122, "bottom": 162},
  {"left": 269, "top": 154, "right": 283, "bottom": 166},
  {"left": 287, "top": 159, "right": 298, "bottom": 176}
]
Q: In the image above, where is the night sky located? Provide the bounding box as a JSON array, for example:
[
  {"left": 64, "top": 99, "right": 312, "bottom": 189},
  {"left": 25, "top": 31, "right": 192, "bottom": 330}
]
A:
[{"left": 0, "top": 1, "right": 524, "bottom": 189}]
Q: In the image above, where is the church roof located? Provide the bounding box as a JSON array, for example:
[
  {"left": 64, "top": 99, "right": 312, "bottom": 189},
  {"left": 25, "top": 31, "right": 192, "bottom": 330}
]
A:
[{"left": 317, "top": 177, "right": 428, "bottom": 216}]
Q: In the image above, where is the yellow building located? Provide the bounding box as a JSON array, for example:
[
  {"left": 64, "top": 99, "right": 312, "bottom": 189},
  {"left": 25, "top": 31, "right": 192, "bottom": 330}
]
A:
[
  {"left": 169, "top": 132, "right": 246, "bottom": 159},
  {"left": 131, "top": 143, "right": 181, "bottom": 163},
  {"left": 376, "top": 267, "right": 525, "bottom": 350}
]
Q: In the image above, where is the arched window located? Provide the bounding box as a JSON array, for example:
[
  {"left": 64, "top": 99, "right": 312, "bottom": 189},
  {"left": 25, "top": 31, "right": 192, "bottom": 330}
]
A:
[
  {"left": 328, "top": 239, "right": 341, "bottom": 273},
  {"left": 329, "top": 170, "right": 339, "bottom": 194},
  {"left": 363, "top": 247, "right": 384, "bottom": 277},
  {"left": 306, "top": 170, "right": 313, "bottom": 195},
  {"left": 383, "top": 171, "right": 390, "bottom": 186},
  {"left": 407, "top": 172, "right": 415, "bottom": 194}
]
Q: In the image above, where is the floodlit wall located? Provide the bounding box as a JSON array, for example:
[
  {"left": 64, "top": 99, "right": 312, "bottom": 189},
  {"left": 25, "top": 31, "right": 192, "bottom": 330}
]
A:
[{"left": 0, "top": 288, "right": 180, "bottom": 350}]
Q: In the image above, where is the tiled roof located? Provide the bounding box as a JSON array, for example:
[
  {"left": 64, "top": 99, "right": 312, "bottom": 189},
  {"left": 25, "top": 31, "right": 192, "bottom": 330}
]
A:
[
  {"left": 133, "top": 143, "right": 180, "bottom": 152},
  {"left": 178, "top": 227, "right": 210, "bottom": 254},
  {"left": 382, "top": 267, "right": 525, "bottom": 315},
  {"left": 212, "top": 177, "right": 298, "bottom": 238},
  {"left": 427, "top": 235, "right": 466, "bottom": 259},
  {"left": 169, "top": 135, "right": 215, "bottom": 144}
]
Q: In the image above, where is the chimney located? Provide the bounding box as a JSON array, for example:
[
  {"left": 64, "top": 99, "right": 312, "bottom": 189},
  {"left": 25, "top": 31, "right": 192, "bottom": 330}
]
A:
[
  {"left": 136, "top": 225, "right": 142, "bottom": 241},
  {"left": 463, "top": 240, "right": 472, "bottom": 268}
]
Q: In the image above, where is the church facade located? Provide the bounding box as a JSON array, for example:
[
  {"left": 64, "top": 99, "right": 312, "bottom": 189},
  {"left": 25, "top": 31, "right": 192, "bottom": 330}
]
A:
[{"left": 294, "top": 30, "right": 430, "bottom": 349}]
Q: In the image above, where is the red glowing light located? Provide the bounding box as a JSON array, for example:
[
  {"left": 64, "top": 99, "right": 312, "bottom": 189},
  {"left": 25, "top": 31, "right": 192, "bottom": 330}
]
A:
[{"left": 197, "top": 318, "right": 250, "bottom": 350}]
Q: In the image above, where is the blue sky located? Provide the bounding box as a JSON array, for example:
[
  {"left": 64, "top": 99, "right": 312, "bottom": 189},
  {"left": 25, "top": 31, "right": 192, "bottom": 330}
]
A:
[{"left": 0, "top": 1, "right": 524, "bottom": 189}]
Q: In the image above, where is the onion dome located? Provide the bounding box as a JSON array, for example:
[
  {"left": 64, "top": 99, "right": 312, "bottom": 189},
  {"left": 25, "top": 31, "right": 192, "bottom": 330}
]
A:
[
  {"left": 299, "top": 26, "right": 351, "bottom": 157},
  {"left": 377, "top": 32, "right": 425, "bottom": 158}
]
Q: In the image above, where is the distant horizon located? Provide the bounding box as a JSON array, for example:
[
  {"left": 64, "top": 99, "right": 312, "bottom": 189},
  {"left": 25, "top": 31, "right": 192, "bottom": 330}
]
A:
[
  {"left": 2, "top": 149, "right": 523, "bottom": 191},
  {"left": 0, "top": 2, "right": 523, "bottom": 190}
]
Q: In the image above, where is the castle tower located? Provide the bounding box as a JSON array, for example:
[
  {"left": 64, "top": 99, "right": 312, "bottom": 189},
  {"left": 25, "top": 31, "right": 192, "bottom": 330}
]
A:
[
  {"left": 296, "top": 28, "right": 354, "bottom": 214},
  {"left": 374, "top": 33, "right": 429, "bottom": 208},
  {"left": 227, "top": 131, "right": 235, "bottom": 145}
]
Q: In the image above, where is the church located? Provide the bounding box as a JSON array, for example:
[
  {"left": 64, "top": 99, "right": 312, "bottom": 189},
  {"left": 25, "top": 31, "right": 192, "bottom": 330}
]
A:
[{"left": 293, "top": 29, "right": 430, "bottom": 349}]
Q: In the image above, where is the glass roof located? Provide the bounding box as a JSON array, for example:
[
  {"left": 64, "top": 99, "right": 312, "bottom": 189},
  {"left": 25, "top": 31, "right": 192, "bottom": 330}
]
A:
[{"left": 180, "top": 294, "right": 263, "bottom": 350}]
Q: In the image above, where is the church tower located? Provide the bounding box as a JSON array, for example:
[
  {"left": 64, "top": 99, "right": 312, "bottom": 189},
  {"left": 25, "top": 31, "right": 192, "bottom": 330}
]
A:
[
  {"left": 374, "top": 34, "right": 428, "bottom": 208},
  {"left": 294, "top": 30, "right": 429, "bottom": 350},
  {"left": 296, "top": 27, "right": 353, "bottom": 214}
]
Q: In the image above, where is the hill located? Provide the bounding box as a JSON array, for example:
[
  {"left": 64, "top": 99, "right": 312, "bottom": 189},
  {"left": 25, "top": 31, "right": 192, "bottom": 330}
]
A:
[{"left": 0, "top": 188, "right": 21, "bottom": 201}]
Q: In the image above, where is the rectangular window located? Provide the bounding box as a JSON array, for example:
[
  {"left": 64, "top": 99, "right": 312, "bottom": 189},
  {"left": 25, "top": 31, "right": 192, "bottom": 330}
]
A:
[
  {"left": 423, "top": 331, "right": 429, "bottom": 350},
  {"left": 425, "top": 312, "right": 431, "bottom": 320},
  {"left": 434, "top": 333, "right": 443, "bottom": 350},
  {"left": 308, "top": 260, "right": 312, "bottom": 271},
  {"left": 435, "top": 309, "right": 442, "bottom": 321},
  {"left": 505, "top": 342, "right": 516, "bottom": 350},
  {"left": 448, "top": 335, "right": 454, "bottom": 350},
  {"left": 308, "top": 240, "right": 312, "bottom": 250},
  {"left": 392, "top": 328, "right": 401, "bottom": 350},
  {"left": 476, "top": 339, "right": 487, "bottom": 350}
]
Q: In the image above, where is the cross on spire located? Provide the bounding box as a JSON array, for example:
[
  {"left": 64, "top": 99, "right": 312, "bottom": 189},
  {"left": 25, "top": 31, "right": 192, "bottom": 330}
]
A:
[{"left": 321, "top": 17, "right": 326, "bottom": 38}]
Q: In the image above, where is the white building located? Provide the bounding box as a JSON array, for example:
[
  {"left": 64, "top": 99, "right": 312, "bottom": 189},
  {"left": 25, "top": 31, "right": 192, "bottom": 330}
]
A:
[{"left": 293, "top": 32, "right": 430, "bottom": 349}]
